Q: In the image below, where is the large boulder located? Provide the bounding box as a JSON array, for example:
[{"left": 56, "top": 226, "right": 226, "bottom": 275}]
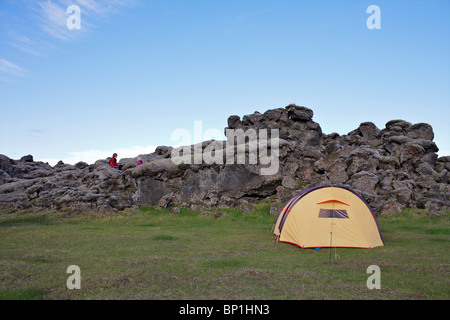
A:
[{"left": 0, "top": 104, "right": 448, "bottom": 214}]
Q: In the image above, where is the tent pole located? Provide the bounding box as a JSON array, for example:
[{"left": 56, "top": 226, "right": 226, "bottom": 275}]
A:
[
  {"left": 328, "top": 232, "right": 332, "bottom": 263},
  {"left": 329, "top": 203, "right": 335, "bottom": 264},
  {"left": 329, "top": 228, "right": 333, "bottom": 263}
]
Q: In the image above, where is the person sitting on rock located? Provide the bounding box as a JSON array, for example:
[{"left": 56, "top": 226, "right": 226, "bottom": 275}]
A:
[
  {"left": 109, "top": 153, "right": 123, "bottom": 170},
  {"left": 136, "top": 156, "right": 143, "bottom": 166}
]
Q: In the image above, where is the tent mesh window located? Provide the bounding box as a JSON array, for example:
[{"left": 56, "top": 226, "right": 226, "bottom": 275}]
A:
[{"left": 318, "top": 209, "right": 349, "bottom": 219}]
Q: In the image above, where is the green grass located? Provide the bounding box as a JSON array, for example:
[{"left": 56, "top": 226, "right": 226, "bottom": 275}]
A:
[
  {"left": 0, "top": 206, "right": 448, "bottom": 300},
  {"left": 152, "top": 235, "right": 177, "bottom": 241},
  {"left": 0, "top": 288, "right": 46, "bottom": 300}
]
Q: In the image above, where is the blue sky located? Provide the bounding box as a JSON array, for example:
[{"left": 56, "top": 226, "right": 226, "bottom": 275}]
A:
[{"left": 0, "top": 0, "right": 449, "bottom": 165}]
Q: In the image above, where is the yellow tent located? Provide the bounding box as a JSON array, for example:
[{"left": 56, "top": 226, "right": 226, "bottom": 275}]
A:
[{"left": 273, "top": 186, "right": 384, "bottom": 249}]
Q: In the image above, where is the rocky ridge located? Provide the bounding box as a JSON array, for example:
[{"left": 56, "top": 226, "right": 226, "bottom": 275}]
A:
[{"left": 1, "top": 104, "right": 449, "bottom": 215}]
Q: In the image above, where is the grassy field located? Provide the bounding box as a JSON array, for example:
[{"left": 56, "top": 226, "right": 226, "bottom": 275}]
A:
[{"left": 0, "top": 205, "right": 449, "bottom": 300}]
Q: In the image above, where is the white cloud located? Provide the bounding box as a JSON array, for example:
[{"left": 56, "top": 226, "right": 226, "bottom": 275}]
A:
[
  {"left": 35, "top": 0, "right": 137, "bottom": 39},
  {"left": 0, "top": 59, "right": 26, "bottom": 78},
  {"left": 3, "top": 0, "right": 138, "bottom": 62},
  {"left": 37, "top": 1, "right": 72, "bottom": 40},
  {"left": 74, "top": 0, "right": 134, "bottom": 17},
  {"left": 9, "top": 33, "right": 43, "bottom": 57},
  {"left": 39, "top": 145, "right": 156, "bottom": 166}
]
